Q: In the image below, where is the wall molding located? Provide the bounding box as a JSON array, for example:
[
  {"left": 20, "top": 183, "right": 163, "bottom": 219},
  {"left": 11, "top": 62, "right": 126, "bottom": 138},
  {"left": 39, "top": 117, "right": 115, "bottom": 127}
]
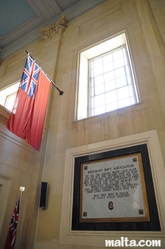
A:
[{"left": 0, "top": 105, "right": 34, "bottom": 152}]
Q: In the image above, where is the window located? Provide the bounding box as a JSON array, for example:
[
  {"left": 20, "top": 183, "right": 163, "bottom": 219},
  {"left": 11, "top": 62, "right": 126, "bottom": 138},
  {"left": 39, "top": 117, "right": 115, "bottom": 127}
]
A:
[
  {"left": 0, "top": 82, "right": 19, "bottom": 111},
  {"left": 4, "top": 92, "right": 17, "bottom": 111},
  {"left": 76, "top": 32, "right": 140, "bottom": 120}
]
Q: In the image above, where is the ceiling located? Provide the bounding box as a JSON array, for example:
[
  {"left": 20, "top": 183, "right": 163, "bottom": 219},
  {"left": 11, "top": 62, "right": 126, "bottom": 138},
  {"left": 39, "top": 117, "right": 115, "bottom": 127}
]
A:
[{"left": 0, "top": 0, "right": 106, "bottom": 60}]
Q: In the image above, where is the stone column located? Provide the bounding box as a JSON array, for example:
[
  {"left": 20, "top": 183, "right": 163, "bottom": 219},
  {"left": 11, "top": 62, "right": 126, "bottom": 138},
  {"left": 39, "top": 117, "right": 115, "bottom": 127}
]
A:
[{"left": 136, "top": 0, "right": 165, "bottom": 120}]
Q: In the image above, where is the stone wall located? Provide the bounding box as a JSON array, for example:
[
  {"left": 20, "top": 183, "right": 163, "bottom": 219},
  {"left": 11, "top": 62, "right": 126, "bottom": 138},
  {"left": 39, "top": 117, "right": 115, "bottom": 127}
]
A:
[{"left": 0, "top": 0, "right": 165, "bottom": 248}]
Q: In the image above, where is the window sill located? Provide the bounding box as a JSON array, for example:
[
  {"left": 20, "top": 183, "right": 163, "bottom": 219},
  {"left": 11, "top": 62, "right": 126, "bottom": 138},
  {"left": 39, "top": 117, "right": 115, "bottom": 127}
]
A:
[
  {"left": 0, "top": 105, "right": 10, "bottom": 125},
  {"left": 75, "top": 102, "right": 141, "bottom": 122}
]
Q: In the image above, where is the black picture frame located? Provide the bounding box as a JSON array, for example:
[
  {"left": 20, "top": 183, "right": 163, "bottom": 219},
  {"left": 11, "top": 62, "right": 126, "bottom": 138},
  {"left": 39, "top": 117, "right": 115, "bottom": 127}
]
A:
[{"left": 72, "top": 144, "right": 161, "bottom": 231}]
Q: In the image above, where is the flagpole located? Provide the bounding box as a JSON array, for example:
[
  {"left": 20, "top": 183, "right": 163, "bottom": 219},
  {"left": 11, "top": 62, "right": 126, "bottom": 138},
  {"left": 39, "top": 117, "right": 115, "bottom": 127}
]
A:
[{"left": 25, "top": 50, "right": 64, "bottom": 96}]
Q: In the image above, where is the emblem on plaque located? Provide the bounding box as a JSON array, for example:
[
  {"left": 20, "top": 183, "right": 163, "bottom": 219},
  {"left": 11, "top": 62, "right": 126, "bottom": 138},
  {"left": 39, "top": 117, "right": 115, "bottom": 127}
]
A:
[{"left": 108, "top": 201, "right": 114, "bottom": 210}]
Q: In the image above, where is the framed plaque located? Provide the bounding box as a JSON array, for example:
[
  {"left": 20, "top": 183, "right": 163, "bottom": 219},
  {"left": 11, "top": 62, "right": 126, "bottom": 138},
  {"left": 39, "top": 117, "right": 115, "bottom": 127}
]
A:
[
  {"left": 72, "top": 144, "right": 161, "bottom": 231},
  {"left": 79, "top": 153, "right": 150, "bottom": 223}
]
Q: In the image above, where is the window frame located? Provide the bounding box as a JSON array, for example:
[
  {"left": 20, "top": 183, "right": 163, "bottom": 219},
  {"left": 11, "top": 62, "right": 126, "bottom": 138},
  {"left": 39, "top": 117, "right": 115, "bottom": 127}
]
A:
[
  {"left": 75, "top": 31, "right": 140, "bottom": 121},
  {"left": 4, "top": 92, "right": 17, "bottom": 111},
  {"left": 0, "top": 82, "right": 19, "bottom": 111}
]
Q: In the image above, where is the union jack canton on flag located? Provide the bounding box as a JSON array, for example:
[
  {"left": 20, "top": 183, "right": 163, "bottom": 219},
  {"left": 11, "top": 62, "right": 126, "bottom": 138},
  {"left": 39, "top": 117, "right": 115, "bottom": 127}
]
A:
[
  {"left": 20, "top": 55, "right": 40, "bottom": 98},
  {"left": 3, "top": 195, "right": 20, "bottom": 249}
]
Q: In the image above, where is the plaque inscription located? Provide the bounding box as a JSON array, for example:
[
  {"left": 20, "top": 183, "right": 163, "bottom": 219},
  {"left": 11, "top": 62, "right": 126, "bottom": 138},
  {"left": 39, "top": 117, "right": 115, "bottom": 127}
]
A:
[{"left": 80, "top": 153, "right": 150, "bottom": 222}]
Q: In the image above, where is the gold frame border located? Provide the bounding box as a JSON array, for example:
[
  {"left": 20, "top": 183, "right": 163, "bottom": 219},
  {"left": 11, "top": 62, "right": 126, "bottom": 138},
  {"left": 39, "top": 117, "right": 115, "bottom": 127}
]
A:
[{"left": 79, "top": 153, "right": 150, "bottom": 223}]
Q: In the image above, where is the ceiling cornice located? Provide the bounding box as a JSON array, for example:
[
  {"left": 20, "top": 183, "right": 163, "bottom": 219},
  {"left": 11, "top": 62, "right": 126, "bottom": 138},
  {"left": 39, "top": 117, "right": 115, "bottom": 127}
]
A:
[{"left": 1, "top": 0, "right": 106, "bottom": 60}]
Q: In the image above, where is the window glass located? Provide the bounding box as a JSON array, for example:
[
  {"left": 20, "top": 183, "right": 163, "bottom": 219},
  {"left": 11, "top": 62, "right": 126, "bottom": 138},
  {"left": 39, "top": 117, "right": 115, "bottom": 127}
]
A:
[
  {"left": 5, "top": 92, "right": 17, "bottom": 111},
  {"left": 88, "top": 46, "right": 138, "bottom": 116},
  {"left": 76, "top": 33, "right": 140, "bottom": 120},
  {"left": 0, "top": 82, "right": 19, "bottom": 111}
]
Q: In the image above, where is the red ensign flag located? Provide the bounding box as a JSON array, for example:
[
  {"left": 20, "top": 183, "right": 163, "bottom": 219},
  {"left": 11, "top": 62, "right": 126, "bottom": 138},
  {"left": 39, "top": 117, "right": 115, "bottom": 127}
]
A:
[
  {"left": 3, "top": 195, "right": 20, "bottom": 249},
  {"left": 6, "top": 54, "right": 51, "bottom": 150}
]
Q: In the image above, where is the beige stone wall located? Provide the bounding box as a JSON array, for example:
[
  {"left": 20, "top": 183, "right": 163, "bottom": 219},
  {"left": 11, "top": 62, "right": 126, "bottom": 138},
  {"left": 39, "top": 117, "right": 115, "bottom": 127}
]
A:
[
  {"left": 149, "top": 0, "right": 165, "bottom": 44},
  {"left": 36, "top": 0, "right": 165, "bottom": 248},
  {"left": 0, "top": 0, "right": 165, "bottom": 249}
]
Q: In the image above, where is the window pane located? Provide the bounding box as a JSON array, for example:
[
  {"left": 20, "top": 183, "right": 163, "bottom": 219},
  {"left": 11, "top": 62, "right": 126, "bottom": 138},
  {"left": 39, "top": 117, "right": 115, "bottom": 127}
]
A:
[
  {"left": 94, "top": 94, "right": 105, "bottom": 107},
  {"left": 126, "top": 74, "right": 132, "bottom": 85},
  {"left": 104, "top": 71, "right": 114, "bottom": 82},
  {"left": 105, "top": 80, "right": 116, "bottom": 91},
  {"left": 117, "top": 86, "right": 130, "bottom": 100},
  {"left": 115, "top": 67, "right": 125, "bottom": 78},
  {"left": 118, "top": 98, "right": 131, "bottom": 108},
  {"left": 106, "top": 90, "right": 117, "bottom": 104},
  {"left": 5, "top": 103, "right": 14, "bottom": 111},
  {"left": 131, "top": 96, "right": 136, "bottom": 104},
  {"left": 106, "top": 102, "right": 118, "bottom": 112},
  {"left": 128, "top": 85, "right": 134, "bottom": 96},
  {"left": 114, "top": 58, "right": 125, "bottom": 69},
  {"left": 95, "top": 84, "right": 104, "bottom": 95},
  {"left": 91, "top": 108, "right": 95, "bottom": 116},
  {"left": 125, "top": 65, "right": 131, "bottom": 75},
  {"left": 95, "top": 105, "right": 105, "bottom": 115},
  {"left": 103, "top": 62, "right": 114, "bottom": 72},
  {"left": 5, "top": 93, "right": 17, "bottom": 111},
  {"left": 94, "top": 66, "right": 103, "bottom": 76},
  {"left": 116, "top": 76, "right": 127, "bottom": 88},
  {"left": 5, "top": 94, "right": 16, "bottom": 104},
  {"left": 94, "top": 75, "right": 104, "bottom": 86}
]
